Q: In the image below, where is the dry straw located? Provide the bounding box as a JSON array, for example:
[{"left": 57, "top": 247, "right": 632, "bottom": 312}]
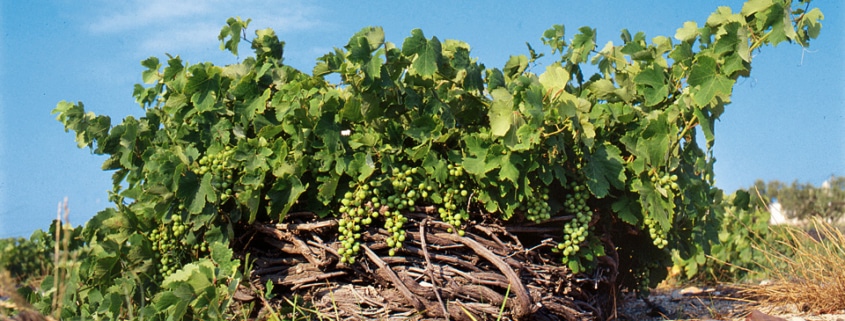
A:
[{"left": 743, "top": 218, "right": 845, "bottom": 314}]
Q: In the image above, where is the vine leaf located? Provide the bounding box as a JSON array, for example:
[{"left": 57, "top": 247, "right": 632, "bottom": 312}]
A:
[
  {"left": 583, "top": 143, "right": 626, "bottom": 198},
  {"left": 693, "top": 107, "right": 715, "bottom": 147},
  {"left": 402, "top": 29, "right": 426, "bottom": 55},
  {"left": 188, "top": 173, "right": 217, "bottom": 214},
  {"left": 687, "top": 56, "right": 734, "bottom": 107},
  {"left": 674, "top": 21, "right": 700, "bottom": 42},
  {"left": 141, "top": 57, "right": 161, "bottom": 84},
  {"left": 219, "top": 17, "right": 251, "bottom": 56},
  {"left": 538, "top": 63, "right": 569, "bottom": 98},
  {"left": 499, "top": 153, "right": 521, "bottom": 185},
  {"left": 640, "top": 182, "right": 673, "bottom": 232},
  {"left": 612, "top": 196, "right": 639, "bottom": 225},
  {"left": 503, "top": 55, "right": 528, "bottom": 79},
  {"left": 633, "top": 65, "right": 668, "bottom": 107},
  {"left": 404, "top": 29, "right": 441, "bottom": 76},
  {"left": 741, "top": 0, "right": 773, "bottom": 17},
  {"left": 186, "top": 65, "right": 221, "bottom": 112},
  {"left": 211, "top": 242, "right": 240, "bottom": 274},
  {"left": 489, "top": 88, "right": 514, "bottom": 137}
]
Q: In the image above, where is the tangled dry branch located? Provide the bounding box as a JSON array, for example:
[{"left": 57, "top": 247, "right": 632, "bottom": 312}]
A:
[{"left": 233, "top": 212, "right": 620, "bottom": 320}]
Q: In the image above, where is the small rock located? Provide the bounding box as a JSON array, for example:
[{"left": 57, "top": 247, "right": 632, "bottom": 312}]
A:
[
  {"left": 746, "top": 310, "right": 787, "bottom": 321},
  {"left": 679, "top": 286, "right": 705, "bottom": 295}
]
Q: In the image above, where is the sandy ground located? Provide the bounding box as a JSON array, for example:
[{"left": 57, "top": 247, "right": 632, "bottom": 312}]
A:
[{"left": 617, "top": 285, "right": 845, "bottom": 321}]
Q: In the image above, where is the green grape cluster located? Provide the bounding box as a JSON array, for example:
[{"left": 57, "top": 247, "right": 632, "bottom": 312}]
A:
[
  {"left": 644, "top": 216, "right": 668, "bottom": 249},
  {"left": 380, "top": 166, "right": 422, "bottom": 255},
  {"left": 520, "top": 186, "right": 551, "bottom": 222},
  {"left": 383, "top": 210, "right": 408, "bottom": 257},
  {"left": 651, "top": 173, "right": 680, "bottom": 192},
  {"left": 148, "top": 215, "right": 209, "bottom": 278},
  {"left": 337, "top": 185, "right": 373, "bottom": 264},
  {"left": 554, "top": 181, "right": 593, "bottom": 262},
  {"left": 337, "top": 165, "right": 423, "bottom": 262},
  {"left": 633, "top": 260, "right": 662, "bottom": 294},
  {"left": 645, "top": 172, "right": 677, "bottom": 249},
  {"left": 336, "top": 163, "right": 480, "bottom": 263},
  {"left": 435, "top": 164, "right": 470, "bottom": 236},
  {"left": 194, "top": 146, "right": 236, "bottom": 201}
]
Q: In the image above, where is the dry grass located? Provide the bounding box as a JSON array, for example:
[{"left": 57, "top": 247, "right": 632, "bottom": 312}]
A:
[
  {"left": 1, "top": 267, "right": 53, "bottom": 321},
  {"left": 742, "top": 218, "right": 845, "bottom": 314}
]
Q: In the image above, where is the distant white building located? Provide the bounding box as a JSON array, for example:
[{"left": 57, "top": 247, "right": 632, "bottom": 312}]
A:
[{"left": 768, "top": 200, "right": 799, "bottom": 225}]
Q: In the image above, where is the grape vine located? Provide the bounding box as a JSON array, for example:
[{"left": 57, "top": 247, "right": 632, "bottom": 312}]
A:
[{"left": 42, "top": 2, "right": 824, "bottom": 318}]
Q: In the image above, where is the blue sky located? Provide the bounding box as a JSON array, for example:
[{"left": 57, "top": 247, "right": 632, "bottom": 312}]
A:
[{"left": 1, "top": 1, "right": 842, "bottom": 238}]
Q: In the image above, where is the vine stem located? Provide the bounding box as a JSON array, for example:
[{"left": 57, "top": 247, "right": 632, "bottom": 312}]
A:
[
  {"left": 361, "top": 245, "right": 424, "bottom": 311},
  {"left": 438, "top": 232, "right": 533, "bottom": 319},
  {"left": 420, "top": 219, "right": 450, "bottom": 318},
  {"left": 542, "top": 125, "right": 567, "bottom": 138},
  {"left": 667, "top": 113, "right": 699, "bottom": 158},
  {"left": 748, "top": 29, "right": 772, "bottom": 52}
]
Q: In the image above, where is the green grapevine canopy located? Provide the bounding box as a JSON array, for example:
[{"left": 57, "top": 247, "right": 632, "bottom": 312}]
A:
[{"left": 52, "top": 1, "right": 822, "bottom": 287}]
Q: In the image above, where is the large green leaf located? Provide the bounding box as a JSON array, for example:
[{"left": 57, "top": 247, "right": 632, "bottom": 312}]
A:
[
  {"left": 188, "top": 173, "right": 216, "bottom": 214},
  {"left": 584, "top": 143, "right": 626, "bottom": 198},
  {"left": 538, "top": 63, "right": 570, "bottom": 98},
  {"left": 488, "top": 88, "right": 514, "bottom": 137},
  {"left": 498, "top": 153, "right": 521, "bottom": 184},
  {"left": 414, "top": 36, "right": 441, "bottom": 76},
  {"left": 633, "top": 65, "right": 668, "bottom": 107},
  {"left": 186, "top": 64, "right": 221, "bottom": 112},
  {"left": 687, "top": 56, "right": 734, "bottom": 107},
  {"left": 402, "top": 29, "right": 426, "bottom": 56},
  {"left": 503, "top": 55, "right": 528, "bottom": 79}
]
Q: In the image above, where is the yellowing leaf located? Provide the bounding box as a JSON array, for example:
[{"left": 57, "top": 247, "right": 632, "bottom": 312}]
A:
[
  {"left": 741, "top": 0, "right": 773, "bottom": 17},
  {"left": 539, "top": 63, "right": 570, "bottom": 97},
  {"left": 674, "top": 21, "right": 700, "bottom": 42}
]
